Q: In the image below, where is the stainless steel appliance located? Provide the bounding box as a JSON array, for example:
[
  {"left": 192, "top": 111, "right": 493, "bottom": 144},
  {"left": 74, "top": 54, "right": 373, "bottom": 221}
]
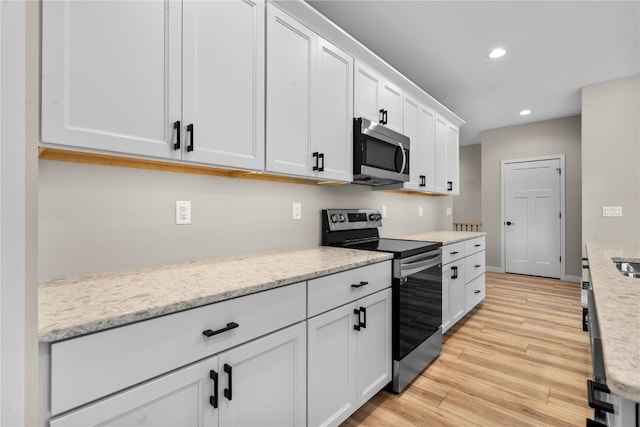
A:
[
  {"left": 352, "top": 117, "right": 410, "bottom": 187},
  {"left": 321, "top": 209, "right": 442, "bottom": 393}
]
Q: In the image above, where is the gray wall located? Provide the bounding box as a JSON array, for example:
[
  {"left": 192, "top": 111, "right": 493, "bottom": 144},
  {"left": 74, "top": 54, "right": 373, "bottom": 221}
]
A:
[
  {"left": 39, "top": 160, "right": 453, "bottom": 281},
  {"left": 480, "top": 116, "right": 582, "bottom": 278},
  {"left": 453, "top": 144, "right": 481, "bottom": 223},
  {"left": 582, "top": 75, "right": 640, "bottom": 248}
]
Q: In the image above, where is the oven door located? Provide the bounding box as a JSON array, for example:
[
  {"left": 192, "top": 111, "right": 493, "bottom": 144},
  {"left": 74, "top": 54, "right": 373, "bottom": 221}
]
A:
[{"left": 393, "top": 250, "right": 442, "bottom": 361}]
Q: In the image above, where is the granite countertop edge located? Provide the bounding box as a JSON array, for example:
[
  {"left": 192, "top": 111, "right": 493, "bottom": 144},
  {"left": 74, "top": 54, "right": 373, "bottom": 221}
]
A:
[
  {"left": 396, "top": 230, "right": 486, "bottom": 245},
  {"left": 585, "top": 241, "right": 640, "bottom": 402},
  {"left": 39, "top": 248, "right": 393, "bottom": 343}
]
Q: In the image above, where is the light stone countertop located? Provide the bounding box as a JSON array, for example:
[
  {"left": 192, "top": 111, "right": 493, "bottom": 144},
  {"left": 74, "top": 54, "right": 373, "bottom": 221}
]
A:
[
  {"left": 585, "top": 242, "right": 640, "bottom": 402},
  {"left": 39, "top": 247, "right": 393, "bottom": 343},
  {"left": 397, "top": 230, "right": 486, "bottom": 245}
]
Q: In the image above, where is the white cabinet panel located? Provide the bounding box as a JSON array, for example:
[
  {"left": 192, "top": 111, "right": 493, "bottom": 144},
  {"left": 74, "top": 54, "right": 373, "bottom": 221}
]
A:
[
  {"left": 354, "top": 61, "right": 382, "bottom": 124},
  {"left": 465, "top": 251, "right": 486, "bottom": 282},
  {"left": 218, "top": 322, "right": 306, "bottom": 427},
  {"left": 50, "top": 362, "right": 211, "bottom": 427},
  {"left": 446, "top": 123, "right": 460, "bottom": 194},
  {"left": 316, "top": 37, "right": 353, "bottom": 181},
  {"left": 42, "top": 0, "right": 181, "bottom": 158},
  {"left": 266, "top": 7, "right": 316, "bottom": 176},
  {"left": 434, "top": 115, "right": 449, "bottom": 193},
  {"left": 403, "top": 95, "right": 436, "bottom": 192},
  {"left": 464, "top": 275, "right": 486, "bottom": 314},
  {"left": 182, "top": 0, "right": 265, "bottom": 170},
  {"left": 380, "top": 79, "right": 403, "bottom": 133}
]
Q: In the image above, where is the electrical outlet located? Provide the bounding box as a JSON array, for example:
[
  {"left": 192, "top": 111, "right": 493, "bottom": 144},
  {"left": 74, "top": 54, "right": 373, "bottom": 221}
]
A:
[
  {"left": 602, "top": 206, "right": 623, "bottom": 217},
  {"left": 446, "top": 207, "right": 452, "bottom": 216},
  {"left": 381, "top": 205, "right": 387, "bottom": 218},
  {"left": 419, "top": 206, "right": 423, "bottom": 217},
  {"left": 292, "top": 202, "right": 302, "bottom": 220},
  {"left": 176, "top": 201, "right": 191, "bottom": 225}
]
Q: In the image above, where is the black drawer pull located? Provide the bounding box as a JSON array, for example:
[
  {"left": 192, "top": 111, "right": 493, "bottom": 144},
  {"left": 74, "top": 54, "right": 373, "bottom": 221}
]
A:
[
  {"left": 351, "top": 281, "right": 369, "bottom": 288},
  {"left": 451, "top": 266, "right": 458, "bottom": 280},
  {"left": 587, "top": 380, "right": 613, "bottom": 413},
  {"left": 224, "top": 363, "right": 233, "bottom": 401},
  {"left": 203, "top": 322, "right": 239, "bottom": 338},
  {"left": 450, "top": 251, "right": 459, "bottom": 255},
  {"left": 353, "top": 308, "right": 361, "bottom": 331},
  {"left": 583, "top": 307, "right": 589, "bottom": 332},
  {"left": 474, "top": 264, "right": 482, "bottom": 268},
  {"left": 209, "top": 370, "right": 218, "bottom": 409},
  {"left": 187, "top": 123, "right": 194, "bottom": 152},
  {"left": 474, "top": 290, "right": 481, "bottom": 294},
  {"left": 474, "top": 244, "right": 481, "bottom": 247}
]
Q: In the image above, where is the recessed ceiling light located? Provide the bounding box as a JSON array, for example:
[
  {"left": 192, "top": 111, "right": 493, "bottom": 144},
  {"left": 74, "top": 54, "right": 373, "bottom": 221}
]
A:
[
  {"left": 488, "top": 47, "right": 506, "bottom": 59},
  {"left": 520, "top": 109, "right": 532, "bottom": 116}
]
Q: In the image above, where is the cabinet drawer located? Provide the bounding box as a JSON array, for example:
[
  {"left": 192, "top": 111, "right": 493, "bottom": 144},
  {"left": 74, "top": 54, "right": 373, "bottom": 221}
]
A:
[
  {"left": 464, "top": 251, "right": 485, "bottom": 282},
  {"left": 464, "top": 237, "right": 485, "bottom": 255},
  {"left": 442, "top": 242, "right": 465, "bottom": 265},
  {"left": 51, "top": 281, "right": 306, "bottom": 416},
  {"left": 308, "top": 261, "right": 391, "bottom": 317},
  {"left": 465, "top": 275, "right": 485, "bottom": 313}
]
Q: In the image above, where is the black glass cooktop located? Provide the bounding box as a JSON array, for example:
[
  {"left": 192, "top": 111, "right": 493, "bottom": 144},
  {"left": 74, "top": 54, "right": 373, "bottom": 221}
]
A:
[{"left": 342, "top": 238, "right": 441, "bottom": 259}]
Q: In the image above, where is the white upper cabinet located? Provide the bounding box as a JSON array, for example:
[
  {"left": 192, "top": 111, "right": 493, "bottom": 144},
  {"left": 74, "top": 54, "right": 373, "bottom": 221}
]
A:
[
  {"left": 315, "top": 38, "right": 354, "bottom": 181},
  {"left": 42, "top": 0, "right": 265, "bottom": 171},
  {"left": 266, "top": 6, "right": 316, "bottom": 177},
  {"left": 435, "top": 114, "right": 460, "bottom": 195},
  {"left": 354, "top": 60, "right": 404, "bottom": 134},
  {"left": 182, "top": 0, "right": 265, "bottom": 170},
  {"left": 266, "top": 5, "right": 353, "bottom": 181},
  {"left": 446, "top": 123, "right": 460, "bottom": 195},
  {"left": 403, "top": 95, "right": 436, "bottom": 192},
  {"left": 41, "top": 0, "right": 181, "bottom": 158}
]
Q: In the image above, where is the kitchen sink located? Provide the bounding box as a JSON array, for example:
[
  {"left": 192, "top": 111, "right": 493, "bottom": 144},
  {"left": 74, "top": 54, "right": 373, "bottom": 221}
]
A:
[{"left": 612, "top": 258, "right": 640, "bottom": 278}]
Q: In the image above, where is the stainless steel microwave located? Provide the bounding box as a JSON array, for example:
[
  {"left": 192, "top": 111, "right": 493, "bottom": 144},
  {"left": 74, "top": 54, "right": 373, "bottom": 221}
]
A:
[{"left": 352, "top": 117, "right": 410, "bottom": 187}]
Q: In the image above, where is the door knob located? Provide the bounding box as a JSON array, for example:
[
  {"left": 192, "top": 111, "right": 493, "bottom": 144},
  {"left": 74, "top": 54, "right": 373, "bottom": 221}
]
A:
[{"left": 505, "top": 221, "right": 515, "bottom": 226}]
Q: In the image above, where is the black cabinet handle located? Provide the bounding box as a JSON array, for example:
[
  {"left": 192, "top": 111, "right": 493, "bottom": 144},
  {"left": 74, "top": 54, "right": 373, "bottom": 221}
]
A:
[
  {"left": 379, "top": 109, "right": 385, "bottom": 124},
  {"left": 505, "top": 221, "right": 515, "bottom": 226},
  {"left": 451, "top": 266, "right": 458, "bottom": 280},
  {"left": 474, "top": 290, "right": 481, "bottom": 294},
  {"left": 474, "top": 264, "right": 482, "bottom": 268},
  {"left": 351, "top": 281, "right": 369, "bottom": 289},
  {"left": 203, "top": 322, "right": 239, "bottom": 338},
  {"left": 447, "top": 181, "right": 453, "bottom": 191},
  {"left": 186, "top": 123, "right": 194, "bottom": 152},
  {"left": 450, "top": 251, "right": 459, "bottom": 255},
  {"left": 475, "top": 244, "right": 481, "bottom": 247},
  {"left": 312, "top": 152, "right": 319, "bottom": 171},
  {"left": 361, "top": 306, "right": 367, "bottom": 329},
  {"left": 318, "top": 152, "right": 325, "bottom": 172},
  {"left": 224, "top": 363, "right": 233, "bottom": 401},
  {"left": 582, "top": 307, "right": 589, "bottom": 332},
  {"left": 173, "top": 120, "right": 181, "bottom": 150},
  {"left": 419, "top": 175, "right": 426, "bottom": 187},
  {"left": 383, "top": 110, "right": 388, "bottom": 125},
  {"left": 586, "top": 380, "right": 613, "bottom": 413},
  {"left": 353, "top": 308, "right": 361, "bottom": 331},
  {"left": 209, "top": 370, "right": 218, "bottom": 409}
]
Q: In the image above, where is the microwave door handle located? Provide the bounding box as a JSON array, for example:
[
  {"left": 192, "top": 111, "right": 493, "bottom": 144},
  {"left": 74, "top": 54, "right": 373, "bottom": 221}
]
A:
[{"left": 397, "top": 142, "right": 407, "bottom": 174}]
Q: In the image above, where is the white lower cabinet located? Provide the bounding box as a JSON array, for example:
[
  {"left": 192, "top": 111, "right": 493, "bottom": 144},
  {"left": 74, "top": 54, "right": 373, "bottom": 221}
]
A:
[
  {"left": 50, "top": 323, "right": 306, "bottom": 427},
  {"left": 308, "top": 288, "right": 392, "bottom": 427},
  {"left": 442, "top": 237, "right": 486, "bottom": 333}
]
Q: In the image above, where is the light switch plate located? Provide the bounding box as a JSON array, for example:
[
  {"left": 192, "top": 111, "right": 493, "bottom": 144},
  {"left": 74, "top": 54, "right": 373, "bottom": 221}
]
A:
[{"left": 292, "top": 202, "right": 302, "bottom": 220}]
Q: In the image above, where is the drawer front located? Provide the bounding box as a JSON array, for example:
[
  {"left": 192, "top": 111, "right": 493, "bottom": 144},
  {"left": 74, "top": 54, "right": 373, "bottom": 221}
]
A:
[
  {"left": 465, "top": 275, "right": 485, "bottom": 313},
  {"left": 465, "top": 251, "right": 486, "bottom": 282},
  {"left": 51, "top": 281, "right": 306, "bottom": 416},
  {"left": 464, "top": 236, "right": 485, "bottom": 255},
  {"left": 442, "top": 242, "right": 465, "bottom": 265},
  {"left": 308, "top": 261, "right": 391, "bottom": 317}
]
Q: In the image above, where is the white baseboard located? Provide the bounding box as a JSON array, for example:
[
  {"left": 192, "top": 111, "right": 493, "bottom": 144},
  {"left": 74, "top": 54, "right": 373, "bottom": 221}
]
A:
[
  {"left": 564, "top": 275, "right": 581, "bottom": 283},
  {"left": 486, "top": 266, "right": 504, "bottom": 273}
]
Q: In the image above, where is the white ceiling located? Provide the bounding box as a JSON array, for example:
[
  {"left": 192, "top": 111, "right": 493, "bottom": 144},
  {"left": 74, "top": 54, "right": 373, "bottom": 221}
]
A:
[{"left": 306, "top": 0, "right": 640, "bottom": 145}]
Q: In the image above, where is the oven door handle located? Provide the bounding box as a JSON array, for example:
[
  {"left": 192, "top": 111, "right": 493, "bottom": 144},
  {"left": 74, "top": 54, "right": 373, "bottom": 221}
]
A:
[{"left": 400, "top": 256, "right": 441, "bottom": 278}]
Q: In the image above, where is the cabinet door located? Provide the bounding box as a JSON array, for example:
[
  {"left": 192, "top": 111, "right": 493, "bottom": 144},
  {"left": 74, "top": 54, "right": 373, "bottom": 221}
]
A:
[
  {"left": 402, "top": 95, "right": 422, "bottom": 191},
  {"left": 446, "top": 123, "right": 460, "bottom": 194},
  {"left": 443, "top": 262, "right": 465, "bottom": 332},
  {"left": 266, "top": 6, "right": 316, "bottom": 177},
  {"left": 316, "top": 37, "right": 354, "bottom": 182},
  {"left": 307, "top": 303, "right": 357, "bottom": 427},
  {"left": 218, "top": 322, "right": 306, "bottom": 427},
  {"left": 50, "top": 362, "right": 214, "bottom": 427},
  {"left": 182, "top": 0, "right": 265, "bottom": 170},
  {"left": 434, "top": 115, "right": 449, "bottom": 193},
  {"left": 41, "top": 0, "right": 181, "bottom": 158},
  {"left": 354, "top": 60, "right": 382, "bottom": 124},
  {"left": 380, "top": 79, "right": 403, "bottom": 133},
  {"left": 355, "top": 288, "right": 392, "bottom": 405},
  {"left": 418, "top": 104, "right": 437, "bottom": 192}
]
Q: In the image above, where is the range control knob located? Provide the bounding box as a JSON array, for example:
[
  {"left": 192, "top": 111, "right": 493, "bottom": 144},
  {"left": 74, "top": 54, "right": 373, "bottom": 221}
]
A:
[
  {"left": 338, "top": 214, "right": 346, "bottom": 222},
  {"left": 330, "top": 214, "right": 338, "bottom": 223},
  {"left": 369, "top": 213, "right": 381, "bottom": 221}
]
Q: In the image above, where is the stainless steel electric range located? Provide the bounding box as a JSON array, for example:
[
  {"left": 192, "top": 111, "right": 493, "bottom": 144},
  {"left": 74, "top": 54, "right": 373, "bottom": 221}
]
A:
[{"left": 322, "top": 209, "right": 443, "bottom": 393}]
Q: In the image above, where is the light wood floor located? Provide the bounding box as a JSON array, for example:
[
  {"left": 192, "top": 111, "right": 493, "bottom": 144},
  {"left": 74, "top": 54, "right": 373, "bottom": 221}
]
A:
[{"left": 342, "top": 272, "right": 592, "bottom": 426}]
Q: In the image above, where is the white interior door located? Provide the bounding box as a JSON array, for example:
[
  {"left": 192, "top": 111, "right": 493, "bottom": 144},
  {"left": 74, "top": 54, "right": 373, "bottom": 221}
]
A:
[{"left": 503, "top": 158, "right": 562, "bottom": 278}]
